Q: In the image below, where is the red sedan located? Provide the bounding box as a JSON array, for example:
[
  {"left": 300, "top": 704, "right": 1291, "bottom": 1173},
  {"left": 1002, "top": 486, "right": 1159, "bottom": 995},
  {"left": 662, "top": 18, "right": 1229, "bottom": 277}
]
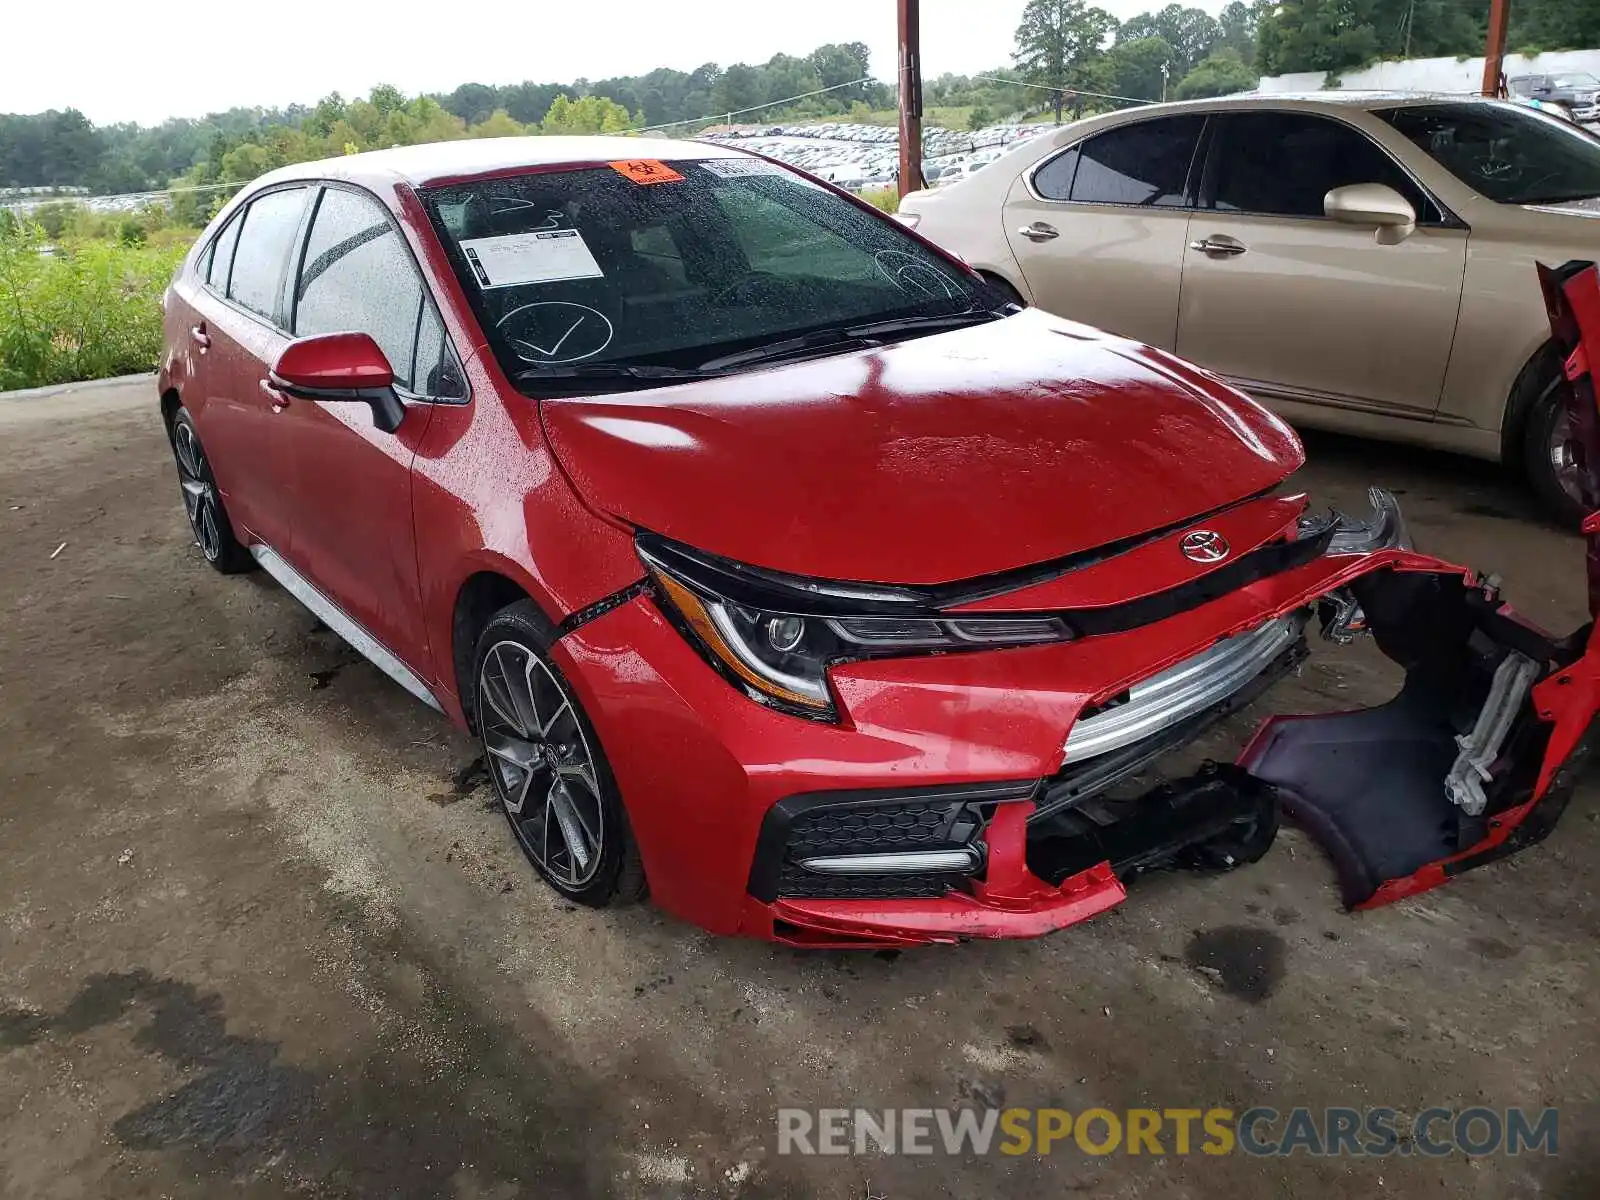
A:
[{"left": 158, "top": 137, "right": 1600, "bottom": 947}]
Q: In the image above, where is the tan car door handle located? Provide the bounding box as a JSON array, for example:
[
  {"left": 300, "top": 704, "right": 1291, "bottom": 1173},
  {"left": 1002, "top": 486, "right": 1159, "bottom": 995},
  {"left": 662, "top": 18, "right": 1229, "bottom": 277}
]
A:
[
  {"left": 1017, "top": 222, "right": 1059, "bottom": 242},
  {"left": 1190, "top": 235, "right": 1248, "bottom": 257}
]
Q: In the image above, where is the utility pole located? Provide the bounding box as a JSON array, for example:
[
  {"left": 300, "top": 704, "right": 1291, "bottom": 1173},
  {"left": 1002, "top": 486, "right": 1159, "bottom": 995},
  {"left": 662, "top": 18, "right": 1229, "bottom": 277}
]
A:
[
  {"left": 897, "top": 0, "right": 923, "bottom": 200},
  {"left": 1481, "top": 0, "right": 1510, "bottom": 96}
]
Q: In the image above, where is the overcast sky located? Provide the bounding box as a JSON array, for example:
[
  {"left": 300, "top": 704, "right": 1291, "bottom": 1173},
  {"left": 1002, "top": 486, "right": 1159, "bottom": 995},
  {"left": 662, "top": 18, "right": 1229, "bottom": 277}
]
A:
[{"left": 3, "top": 0, "right": 1226, "bottom": 126}]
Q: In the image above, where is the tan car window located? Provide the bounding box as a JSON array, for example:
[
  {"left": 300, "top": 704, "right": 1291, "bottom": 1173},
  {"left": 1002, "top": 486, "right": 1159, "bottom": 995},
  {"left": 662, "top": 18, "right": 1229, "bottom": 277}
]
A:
[
  {"left": 1068, "top": 116, "right": 1205, "bottom": 207},
  {"left": 1210, "top": 112, "right": 1430, "bottom": 220}
]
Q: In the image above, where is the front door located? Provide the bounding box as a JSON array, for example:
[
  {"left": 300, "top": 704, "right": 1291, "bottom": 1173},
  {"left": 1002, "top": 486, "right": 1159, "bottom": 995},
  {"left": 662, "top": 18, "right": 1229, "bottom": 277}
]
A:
[
  {"left": 276, "top": 183, "right": 463, "bottom": 677},
  {"left": 1002, "top": 114, "right": 1206, "bottom": 351},
  {"left": 1176, "top": 110, "right": 1467, "bottom": 414}
]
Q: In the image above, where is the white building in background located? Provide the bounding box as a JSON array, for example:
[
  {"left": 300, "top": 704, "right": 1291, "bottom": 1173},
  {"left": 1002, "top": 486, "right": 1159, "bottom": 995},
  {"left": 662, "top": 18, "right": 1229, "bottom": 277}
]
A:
[{"left": 1258, "top": 49, "right": 1600, "bottom": 95}]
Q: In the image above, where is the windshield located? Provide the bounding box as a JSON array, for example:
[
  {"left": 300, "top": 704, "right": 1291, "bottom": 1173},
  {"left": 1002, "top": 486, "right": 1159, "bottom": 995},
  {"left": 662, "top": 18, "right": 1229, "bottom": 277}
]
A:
[
  {"left": 1554, "top": 74, "right": 1600, "bottom": 90},
  {"left": 1376, "top": 103, "right": 1600, "bottom": 206},
  {"left": 421, "top": 158, "right": 998, "bottom": 391}
]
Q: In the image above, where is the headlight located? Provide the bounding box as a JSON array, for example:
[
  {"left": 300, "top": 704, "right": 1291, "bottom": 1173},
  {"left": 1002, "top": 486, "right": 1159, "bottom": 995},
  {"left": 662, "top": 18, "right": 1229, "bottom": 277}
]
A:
[{"left": 640, "top": 539, "right": 1072, "bottom": 720}]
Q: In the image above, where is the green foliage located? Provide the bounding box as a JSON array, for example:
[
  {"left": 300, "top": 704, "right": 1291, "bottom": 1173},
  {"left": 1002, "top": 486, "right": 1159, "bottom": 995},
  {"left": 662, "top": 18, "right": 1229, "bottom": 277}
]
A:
[
  {"left": 0, "top": 220, "right": 184, "bottom": 390},
  {"left": 539, "top": 95, "right": 633, "bottom": 135},
  {"left": 1253, "top": 0, "right": 1594, "bottom": 76},
  {"left": 1106, "top": 35, "right": 1177, "bottom": 100},
  {"left": 1014, "top": 0, "right": 1121, "bottom": 92},
  {"left": 858, "top": 187, "right": 898, "bottom": 213},
  {"left": 1174, "top": 48, "right": 1261, "bottom": 98},
  {"left": 968, "top": 106, "right": 995, "bottom": 131},
  {"left": 1118, "top": 5, "right": 1223, "bottom": 76}
]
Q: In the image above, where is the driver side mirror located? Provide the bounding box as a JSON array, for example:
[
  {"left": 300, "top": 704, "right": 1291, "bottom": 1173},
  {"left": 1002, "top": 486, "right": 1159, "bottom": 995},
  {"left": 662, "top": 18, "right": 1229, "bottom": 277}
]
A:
[
  {"left": 270, "top": 332, "right": 406, "bottom": 433},
  {"left": 1324, "top": 183, "right": 1417, "bottom": 246}
]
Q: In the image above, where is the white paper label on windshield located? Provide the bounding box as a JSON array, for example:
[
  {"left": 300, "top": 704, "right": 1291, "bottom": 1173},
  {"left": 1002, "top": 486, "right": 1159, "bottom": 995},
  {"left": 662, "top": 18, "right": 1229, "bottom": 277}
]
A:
[
  {"left": 700, "top": 158, "right": 783, "bottom": 178},
  {"left": 458, "top": 229, "right": 604, "bottom": 289}
]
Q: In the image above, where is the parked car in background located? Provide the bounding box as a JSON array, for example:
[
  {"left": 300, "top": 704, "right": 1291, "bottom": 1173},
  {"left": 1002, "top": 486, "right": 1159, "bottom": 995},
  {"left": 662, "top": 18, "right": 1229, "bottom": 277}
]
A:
[
  {"left": 898, "top": 94, "right": 1600, "bottom": 523},
  {"left": 158, "top": 136, "right": 1596, "bottom": 947},
  {"left": 1508, "top": 72, "right": 1600, "bottom": 125}
]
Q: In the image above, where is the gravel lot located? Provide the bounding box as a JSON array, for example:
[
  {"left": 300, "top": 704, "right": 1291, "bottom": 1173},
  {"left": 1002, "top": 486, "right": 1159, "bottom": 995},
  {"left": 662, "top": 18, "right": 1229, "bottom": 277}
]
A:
[{"left": 1, "top": 376, "right": 1596, "bottom": 1199}]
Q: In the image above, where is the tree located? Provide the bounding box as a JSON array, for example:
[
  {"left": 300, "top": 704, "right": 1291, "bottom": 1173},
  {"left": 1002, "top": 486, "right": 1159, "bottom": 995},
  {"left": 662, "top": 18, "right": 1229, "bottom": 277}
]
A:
[
  {"left": 443, "top": 82, "right": 499, "bottom": 126},
  {"left": 1106, "top": 35, "right": 1175, "bottom": 100},
  {"left": 1013, "top": 0, "right": 1120, "bottom": 123},
  {"left": 1116, "top": 5, "right": 1221, "bottom": 76},
  {"left": 1175, "top": 48, "right": 1260, "bottom": 98},
  {"left": 472, "top": 110, "right": 526, "bottom": 139},
  {"left": 809, "top": 42, "right": 873, "bottom": 103},
  {"left": 539, "top": 95, "right": 632, "bottom": 136},
  {"left": 711, "top": 64, "right": 766, "bottom": 119},
  {"left": 968, "top": 106, "right": 995, "bottom": 131}
]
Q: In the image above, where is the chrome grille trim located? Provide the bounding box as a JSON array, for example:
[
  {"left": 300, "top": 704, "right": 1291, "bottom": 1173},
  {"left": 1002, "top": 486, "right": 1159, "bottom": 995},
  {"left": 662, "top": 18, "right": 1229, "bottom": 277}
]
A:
[{"left": 1062, "top": 614, "right": 1304, "bottom": 764}]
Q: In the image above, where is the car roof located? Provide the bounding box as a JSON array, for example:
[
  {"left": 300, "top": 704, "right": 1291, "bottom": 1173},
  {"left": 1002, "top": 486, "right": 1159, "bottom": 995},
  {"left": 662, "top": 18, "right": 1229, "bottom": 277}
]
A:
[
  {"left": 1097, "top": 91, "right": 1504, "bottom": 117},
  {"left": 252, "top": 135, "right": 748, "bottom": 192}
]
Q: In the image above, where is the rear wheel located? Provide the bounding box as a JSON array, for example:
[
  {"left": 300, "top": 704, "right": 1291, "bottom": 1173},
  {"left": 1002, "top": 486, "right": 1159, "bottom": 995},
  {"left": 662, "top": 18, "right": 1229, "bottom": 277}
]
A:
[
  {"left": 169, "top": 407, "right": 254, "bottom": 574},
  {"left": 473, "top": 601, "right": 646, "bottom": 907}
]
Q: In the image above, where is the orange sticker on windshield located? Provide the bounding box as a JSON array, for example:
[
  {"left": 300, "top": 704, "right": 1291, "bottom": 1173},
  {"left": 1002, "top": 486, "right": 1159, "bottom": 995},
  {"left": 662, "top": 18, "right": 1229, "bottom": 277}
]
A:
[{"left": 610, "top": 159, "right": 683, "bottom": 185}]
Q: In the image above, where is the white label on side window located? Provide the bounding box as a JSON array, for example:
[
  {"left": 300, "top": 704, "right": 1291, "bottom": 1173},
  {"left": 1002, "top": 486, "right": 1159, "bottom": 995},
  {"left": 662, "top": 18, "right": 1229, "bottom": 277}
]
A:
[
  {"left": 700, "top": 158, "right": 783, "bottom": 178},
  {"left": 457, "top": 229, "right": 604, "bottom": 288}
]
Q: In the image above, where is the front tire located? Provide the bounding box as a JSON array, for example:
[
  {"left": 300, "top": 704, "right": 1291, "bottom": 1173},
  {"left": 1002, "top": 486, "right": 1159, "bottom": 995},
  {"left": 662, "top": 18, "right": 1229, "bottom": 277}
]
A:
[
  {"left": 169, "top": 407, "right": 254, "bottom": 573},
  {"left": 1520, "top": 367, "right": 1586, "bottom": 529},
  {"left": 473, "top": 601, "right": 646, "bottom": 907}
]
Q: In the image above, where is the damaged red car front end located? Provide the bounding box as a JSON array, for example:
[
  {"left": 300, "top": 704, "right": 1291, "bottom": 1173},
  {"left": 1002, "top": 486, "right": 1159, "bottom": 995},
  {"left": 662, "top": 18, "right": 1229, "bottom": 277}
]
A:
[{"left": 550, "top": 268, "right": 1600, "bottom": 950}]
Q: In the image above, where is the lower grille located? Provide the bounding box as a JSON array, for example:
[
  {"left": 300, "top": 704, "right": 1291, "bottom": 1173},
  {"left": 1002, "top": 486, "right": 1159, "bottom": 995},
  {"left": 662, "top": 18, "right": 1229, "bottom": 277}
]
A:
[
  {"left": 748, "top": 780, "right": 1036, "bottom": 903},
  {"left": 775, "top": 867, "right": 954, "bottom": 899}
]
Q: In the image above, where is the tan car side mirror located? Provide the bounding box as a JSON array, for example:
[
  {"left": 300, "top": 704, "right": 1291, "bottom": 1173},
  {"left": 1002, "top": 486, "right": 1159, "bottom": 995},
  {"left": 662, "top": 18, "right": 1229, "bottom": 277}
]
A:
[{"left": 1325, "top": 183, "right": 1418, "bottom": 245}]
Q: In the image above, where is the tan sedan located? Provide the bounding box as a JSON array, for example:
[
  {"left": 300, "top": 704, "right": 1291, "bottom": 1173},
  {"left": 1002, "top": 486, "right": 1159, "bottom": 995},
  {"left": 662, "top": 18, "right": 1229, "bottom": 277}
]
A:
[{"left": 898, "top": 94, "right": 1600, "bottom": 522}]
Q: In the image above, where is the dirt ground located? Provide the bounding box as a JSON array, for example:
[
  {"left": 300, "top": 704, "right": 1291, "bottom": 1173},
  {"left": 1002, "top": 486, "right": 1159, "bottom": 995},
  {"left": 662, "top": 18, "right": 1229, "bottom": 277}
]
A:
[{"left": 0, "top": 376, "right": 1596, "bottom": 1200}]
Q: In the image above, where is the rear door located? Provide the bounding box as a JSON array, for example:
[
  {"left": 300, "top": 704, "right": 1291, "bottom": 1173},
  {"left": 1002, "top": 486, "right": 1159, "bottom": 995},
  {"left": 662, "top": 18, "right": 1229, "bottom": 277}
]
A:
[
  {"left": 1175, "top": 110, "right": 1467, "bottom": 415},
  {"left": 278, "top": 183, "right": 466, "bottom": 673},
  {"left": 1001, "top": 114, "right": 1205, "bottom": 350},
  {"left": 190, "top": 186, "right": 311, "bottom": 551}
]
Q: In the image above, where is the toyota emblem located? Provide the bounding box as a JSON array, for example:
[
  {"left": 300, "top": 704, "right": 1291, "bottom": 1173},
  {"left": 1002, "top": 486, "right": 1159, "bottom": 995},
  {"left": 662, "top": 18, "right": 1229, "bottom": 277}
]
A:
[{"left": 1180, "top": 530, "right": 1230, "bottom": 563}]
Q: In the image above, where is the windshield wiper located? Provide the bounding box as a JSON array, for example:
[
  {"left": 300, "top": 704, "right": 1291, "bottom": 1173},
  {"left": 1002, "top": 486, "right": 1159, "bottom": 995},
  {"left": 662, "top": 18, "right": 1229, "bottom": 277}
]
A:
[
  {"left": 512, "top": 362, "right": 723, "bottom": 392},
  {"left": 697, "top": 309, "right": 1004, "bottom": 373}
]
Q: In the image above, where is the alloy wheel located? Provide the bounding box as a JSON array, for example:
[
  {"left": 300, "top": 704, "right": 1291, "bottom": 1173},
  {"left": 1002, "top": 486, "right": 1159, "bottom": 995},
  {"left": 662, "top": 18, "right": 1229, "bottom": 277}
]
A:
[
  {"left": 173, "top": 421, "right": 223, "bottom": 561},
  {"left": 1547, "top": 404, "right": 1586, "bottom": 507},
  {"left": 477, "top": 640, "right": 605, "bottom": 889}
]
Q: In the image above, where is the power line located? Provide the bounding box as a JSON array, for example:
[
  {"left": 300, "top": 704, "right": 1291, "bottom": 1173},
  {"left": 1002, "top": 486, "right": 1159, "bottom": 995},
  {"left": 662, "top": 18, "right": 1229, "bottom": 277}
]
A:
[
  {"left": 633, "top": 76, "right": 880, "bottom": 133},
  {"left": 972, "top": 74, "right": 1155, "bottom": 108}
]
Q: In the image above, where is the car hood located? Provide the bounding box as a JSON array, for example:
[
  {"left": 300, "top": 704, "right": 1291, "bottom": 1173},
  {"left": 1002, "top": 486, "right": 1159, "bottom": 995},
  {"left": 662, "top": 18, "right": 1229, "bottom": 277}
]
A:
[{"left": 539, "top": 309, "right": 1304, "bottom": 586}]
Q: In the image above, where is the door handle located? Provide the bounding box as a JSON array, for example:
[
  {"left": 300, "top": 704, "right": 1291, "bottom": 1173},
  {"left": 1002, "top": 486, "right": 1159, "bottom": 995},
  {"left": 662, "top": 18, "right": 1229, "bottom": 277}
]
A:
[
  {"left": 189, "top": 325, "right": 211, "bottom": 351},
  {"left": 1017, "top": 222, "right": 1059, "bottom": 242},
  {"left": 259, "top": 378, "right": 290, "bottom": 412},
  {"left": 1190, "top": 236, "right": 1248, "bottom": 257}
]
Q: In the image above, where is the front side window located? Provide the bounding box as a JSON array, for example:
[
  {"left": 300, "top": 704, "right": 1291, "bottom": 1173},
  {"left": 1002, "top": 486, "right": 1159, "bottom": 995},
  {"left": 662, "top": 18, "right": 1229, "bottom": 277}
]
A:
[
  {"left": 206, "top": 212, "right": 243, "bottom": 291},
  {"left": 228, "top": 188, "right": 309, "bottom": 321},
  {"left": 294, "top": 186, "right": 453, "bottom": 394},
  {"left": 422, "top": 160, "right": 999, "bottom": 392},
  {"left": 1208, "top": 112, "right": 1431, "bottom": 220},
  {"left": 1378, "top": 103, "right": 1600, "bottom": 206},
  {"left": 1066, "top": 116, "right": 1205, "bottom": 207}
]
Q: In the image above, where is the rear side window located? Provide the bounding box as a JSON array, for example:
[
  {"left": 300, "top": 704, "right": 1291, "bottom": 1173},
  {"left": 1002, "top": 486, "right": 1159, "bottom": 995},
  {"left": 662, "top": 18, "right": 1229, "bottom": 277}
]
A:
[
  {"left": 1032, "top": 147, "right": 1080, "bottom": 201},
  {"left": 206, "top": 213, "right": 243, "bottom": 291},
  {"left": 294, "top": 186, "right": 462, "bottom": 398},
  {"left": 1208, "top": 112, "right": 1433, "bottom": 220},
  {"left": 228, "top": 188, "right": 309, "bottom": 321},
  {"left": 1067, "top": 116, "right": 1204, "bottom": 207}
]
